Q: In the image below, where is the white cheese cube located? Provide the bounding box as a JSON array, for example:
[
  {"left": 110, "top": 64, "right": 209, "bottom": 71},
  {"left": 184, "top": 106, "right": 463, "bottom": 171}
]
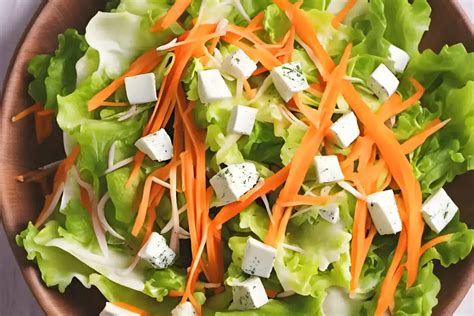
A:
[
  {"left": 229, "top": 277, "right": 269, "bottom": 310},
  {"left": 422, "top": 188, "right": 458, "bottom": 233},
  {"left": 227, "top": 105, "right": 258, "bottom": 135},
  {"left": 210, "top": 163, "right": 259, "bottom": 204},
  {"left": 314, "top": 156, "right": 345, "bottom": 184},
  {"left": 388, "top": 44, "right": 410, "bottom": 73},
  {"left": 171, "top": 302, "right": 196, "bottom": 316},
  {"left": 135, "top": 129, "right": 173, "bottom": 162},
  {"left": 222, "top": 49, "right": 258, "bottom": 79},
  {"left": 368, "top": 64, "right": 399, "bottom": 101},
  {"left": 241, "top": 237, "right": 276, "bottom": 278},
  {"left": 138, "top": 232, "right": 176, "bottom": 269},
  {"left": 319, "top": 204, "right": 340, "bottom": 224},
  {"left": 124, "top": 73, "right": 158, "bottom": 105},
  {"left": 329, "top": 112, "right": 360, "bottom": 148},
  {"left": 271, "top": 62, "right": 309, "bottom": 102},
  {"left": 99, "top": 302, "right": 140, "bottom": 316},
  {"left": 367, "top": 190, "right": 402, "bottom": 235},
  {"left": 197, "top": 69, "right": 232, "bottom": 103}
]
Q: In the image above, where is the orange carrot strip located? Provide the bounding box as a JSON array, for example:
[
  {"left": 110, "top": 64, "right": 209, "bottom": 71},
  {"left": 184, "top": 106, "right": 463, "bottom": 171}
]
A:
[
  {"left": 342, "top": 81, "right": 424, "bottom": 286},
  {"left": 247, "top": 12, "right": 265, "bottom": 31},
  {"left": 221, "top": 36, "right": 281, "bottom": 70},
  {"left": 88, "top": 49, "right": 162, "bottom": 111},
  {"left": 15, "top": 167, "right": 56, "bottom": 184},
  {"left": 11, "top": 102, "right": 43, "bottom": 122},
  {"left": 168, "top": 290, "right": 184, "bottom": 297},
  {"left": 401, "top": 119, "right": 449, "bottom": 154},
  {"left": 376, "top": 93, "right": 402, "bottom": 122},
  {"left": 378, "top": 79, "right": 425, "bottom": 122},
  {"left": 419, "top": 234, "right": 454, "bottom": 257},
  {"left": 96, "top": 101, "right": 129, "bottom": 107},
  {"left": 113, "top": 302, "right": 150, "bottom": 316},
  {"left": 350, "top": 200, "right": 369, "bottom": 293},
  {"left": 280, "top": 194, "right": 330, "bottom": 207},
  {"left": 265, "top": 288, "right": 279, "bottom": 299},
  {"left": 34, "top": 110, "right": 54, "bottom": 144},
  {"left": 150, "top": 0, "right": 192, "bottom": 32},
  {"left": 293, "top": 93, "right": 319, "bottom": 127},
  {"left": 243, "top": 80, "right": 257, "bottom": 99},
  {"left": 375, "top": 265, "right": 406, "bottom": 316},
  {"left": 331, "top": 0, "right": 356, "bottom": 27}
]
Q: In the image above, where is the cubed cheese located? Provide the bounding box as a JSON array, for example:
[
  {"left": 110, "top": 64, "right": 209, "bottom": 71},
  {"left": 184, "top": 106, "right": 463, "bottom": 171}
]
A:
[
  {"left": 367, "top": 190, "right": 402, "bottom": 235},
  {"left": 422, "top": 188, "right": 458, "bottom": 233},
  {"left": 314, "top": 156, "right": 345, "bottom": 184},
  {"left": 368, "top": 64, "right": 399, "bottom": 101},
  {"left": 197, "top": 69, "right": 232, "bottom": 103},
  {"left": 171, "top": 302, "right": 196, "bottom": 316},
  {"left": 222, "top": 49, "right": 257, "bottom": 79},
  {"left": 99, "top": 302, "right": 140, "bottom": 316},
  {"left": 138, "top": 232, "right": 176, "bottom": 269},
  {"left": 227, "top": 105, "right": 258, "bottom": 135},
  {"left": 229, "top": 277, "right": 269, "bottom": 310},
  {"left": 329, "top": 112, "right": 360, "bottom": 148},
  {"left": 210, "top": 163, "right": 259, "bottom": 204},
  {"left": 388, "top": 44, "right": 410, "bottom": 73},
  {"left": 124, "top": 73, "right": 157, "bottom": 105},
  {"left": 241, "top": 237, "right": 276, "bottom": 278},
  {"left": 135, "top": 129, "right": 173, "bottom": 162},
  {"left": 271, "top": 62, "right": 309, "bottom": 102},
  {"left": 319, "top": 204, "right": 340, "bottom": 224}
]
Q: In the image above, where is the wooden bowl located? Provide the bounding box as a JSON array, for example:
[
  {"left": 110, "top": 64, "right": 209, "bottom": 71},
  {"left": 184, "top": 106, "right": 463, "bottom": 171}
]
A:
[{"left": 0, "top": 0, "right": 472, "bottom": 315}]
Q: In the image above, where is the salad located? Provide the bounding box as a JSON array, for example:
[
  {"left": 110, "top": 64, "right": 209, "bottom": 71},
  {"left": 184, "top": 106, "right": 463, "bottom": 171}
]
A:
[{"left": 13, "top": 0, "right": 474, "bottom": 315}]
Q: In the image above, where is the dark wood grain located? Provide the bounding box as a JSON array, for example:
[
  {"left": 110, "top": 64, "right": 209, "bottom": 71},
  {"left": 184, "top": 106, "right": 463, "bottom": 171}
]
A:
[{"left": 0, "top": 0, "right": 472, "bottom": 315}]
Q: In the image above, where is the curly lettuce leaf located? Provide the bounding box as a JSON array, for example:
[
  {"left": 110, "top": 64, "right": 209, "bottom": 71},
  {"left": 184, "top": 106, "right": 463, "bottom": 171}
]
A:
[
  {"left": 143, "top": 268, "right": 187, "bottom": 302},
  {"left": 27, "top": 54, "right": 51, "bottom": 104},
  {"left": 263, "top": 4, "right": 290, "bottom": 43},
  {"left": 238, "top": 122, "right": 284, "bottom": 165}
]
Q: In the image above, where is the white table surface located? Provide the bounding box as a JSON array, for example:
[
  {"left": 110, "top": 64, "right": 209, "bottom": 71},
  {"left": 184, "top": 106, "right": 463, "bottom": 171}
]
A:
[{"left": 0, "top": 0, "right": 473, "bottom": 315}]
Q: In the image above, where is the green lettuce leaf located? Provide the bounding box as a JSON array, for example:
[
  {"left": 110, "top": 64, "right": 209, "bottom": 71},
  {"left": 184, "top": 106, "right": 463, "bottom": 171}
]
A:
[
  {"left": 238, "top": 122, "right": 284, "bottom": 165},
  {"left": 143, "top": 268, "right": 187, "bottom": 301},
  {"left": 263, "top": 4, "right": 290, "bottom": 43},
  {"left": 27, "top": 54, "right": 51, "bottom": 104}
]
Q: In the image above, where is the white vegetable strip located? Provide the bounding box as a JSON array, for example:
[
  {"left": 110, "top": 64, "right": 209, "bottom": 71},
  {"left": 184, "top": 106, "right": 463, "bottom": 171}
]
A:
[
  {"left": 296, "top": 38, "right": 324, "bottom": 76},
  {"left": 103, "top": 157, "right": 134, "bottom": 175},
  {"left": 261, "top": 194, "right": 274, "bottom": 224},
  {"left": 216, "top": 19, "right": 229, "bottom": 36},
  {"left": 151, "top": 177, "right": 172, "bottom": 189},
  {"left": 38, "top": 160, "right": 62, "bottom": 171},
  {"left": 97, "top": 193, "right": 125, "bottom": 240},
  {"left": 108, "top": 141, "right": 117, "bottom": 169},
  {"left": 156, "top": 38, "right": 178, "bottom": 51},
  {"left": 290, "top": 206, "right": 313, "bottom": 219},
  {"left": 281, "top": 106, "right": 307, "bottom": 128},
  {"left": 337, "top": 181, "right": 367, "bottom": 201},
  {"left": 73, "top": 167, "right": 109, "bottom": 257},
  {"left": 169, "top": 167, "right": 180, "bottom": 253},
  {"left": 236, "top": 78, "right": 244, "bottom": 99},
  {"left": 281, "top": 243, "right": 306, "bottom": 254},
  {"left": 250, "top": 75, "right": 272, "bottom": 102},
  {"left": 120, "top": 253, "right": 141, "bottom": 276},
  {"left": 203, "top": 44, "right": 222, "bottom": 68},
  {"left": 232, "top": 0, "right": 251, "bottom": 21},
  {"left": 216, "top": 133, "right": 242, "bottom": 161},
  {"left": 161, "top": 205, "right": 187, "bottom": 234},
  {"left": 277, "top": 291, "right": 296, "bottom": 298},
  {"left": 35, "top": 183, "right": 65, "bottom": 226}
]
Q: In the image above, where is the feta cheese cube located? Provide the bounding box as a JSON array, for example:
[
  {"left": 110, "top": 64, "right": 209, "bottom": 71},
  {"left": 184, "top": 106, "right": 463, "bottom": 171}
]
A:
[
  {"left": 135, "top": 129, "right": 173, "bottom": 162},
  {"left": 210, "top": 163, "right": 259, "bottom": 204},
  {"left": 241, "top": 237, "right": 276, "bottom": 278},
  {"left": 227, "top": 105, "right": 258, "bottom": 135},
  {"left": 367, "top": 190, "right": 402, "bottom": 235},
  {"left": 171, "top": 302, "right": 196, "bottom": 316},
  {"left": 222, "top": 49, "right": 258, "bottom": 79},
  {"left": 99, "top": 302, "right": 140, "bottom": 316},
  {"left": 124, "top": 73, "right": 157, "bottom": 105},
  {"left": 271, "top": 62, "right": 309, "bottom": 102},
  {"left": 329, "top": 112, "right": 360, "bottom": 148},
  {"left": 368, "top": 64, "right": 399, "bottom": 101},
  {"left": 422, "top": 188, "right": 458, "bottom": 233},
  {"left": 229, "top": 277, "right": 269, "bottom": 310},
  {"left": 138, "top": 232, "right": 176, "bottom": 269},
  {"left": 388, "top": 44, "right": 410, "bottom": 73},
  {"left": 319, "top": 204, "right": 340, "bottom": 224},
  {"left": 197, "top": 69, "right": 232, "bottom": 103},
  {"left": 314, "top": 156, "right": 345, "bottom": 184}
]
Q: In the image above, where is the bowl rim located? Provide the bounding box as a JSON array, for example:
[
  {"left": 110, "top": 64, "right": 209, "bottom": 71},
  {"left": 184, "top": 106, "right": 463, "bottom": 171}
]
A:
[{"left": 0, "top": 0, "right": 473, "bottom": 315}]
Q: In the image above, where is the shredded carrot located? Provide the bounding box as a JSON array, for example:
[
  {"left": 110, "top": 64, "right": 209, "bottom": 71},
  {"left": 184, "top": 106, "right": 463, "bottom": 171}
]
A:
[
  {"left": 243, "top": 80, "right": 257, "bottom": 99},
  {"left": 15, "top": 166, "right": 57, "bottom": 184},
  {"left": 247, "top": 11, "right": 265, "bottom": 31},
  {"left": 34, "top": 145, "right": 80, "bottom": 227},
  {"left": 11, "top": 102, "right": 43, "bottom": 122},
  {"left": 34, "top": 110, "right": 54, "bottom": 144},
  {"left": 377, "top": 79, "right": 424, "bottom": 122},
  {"left": 150, "top": 0, "right": 192, "bottom": 32},
  {"left": 375, "top": 265, "right": 406, "bottom": 316},
  {"left": 401, "top": 119, "right": 450, "bottom": 154},
  {"left": 280, "top": 194, "right": 330, "bottom": 207},
  {"left": 273, "top": 0, "right": 335, "bottom": 79},
  {"left": 331, "top": 0, "right": 356, "bottom": 28},
  {"left": 419, "top": 234, "right": 454, "bottom": 257},
  {"left": 342, "top": 81, "right": 424, "bottom": 286},
  {"left": 88, "top": 49, "right": 163, "bottom": 111},
  {"left": 222, "top": 36, "right": 281, "bottom": 70},
  {"left": 168, "top": 290, "right": 184, "bottom": 297},
  {"left": 265, "top": 288, "right": 279, "bottom": 299},
  {"left": 253, "top": 67, "right": 269, "bottom": 76},
  {"left": 113, "top": 302, "right": 150, "bottom": 316},
  {"left": 293, "top": 93, "right": 320, "bottom": 127}
]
